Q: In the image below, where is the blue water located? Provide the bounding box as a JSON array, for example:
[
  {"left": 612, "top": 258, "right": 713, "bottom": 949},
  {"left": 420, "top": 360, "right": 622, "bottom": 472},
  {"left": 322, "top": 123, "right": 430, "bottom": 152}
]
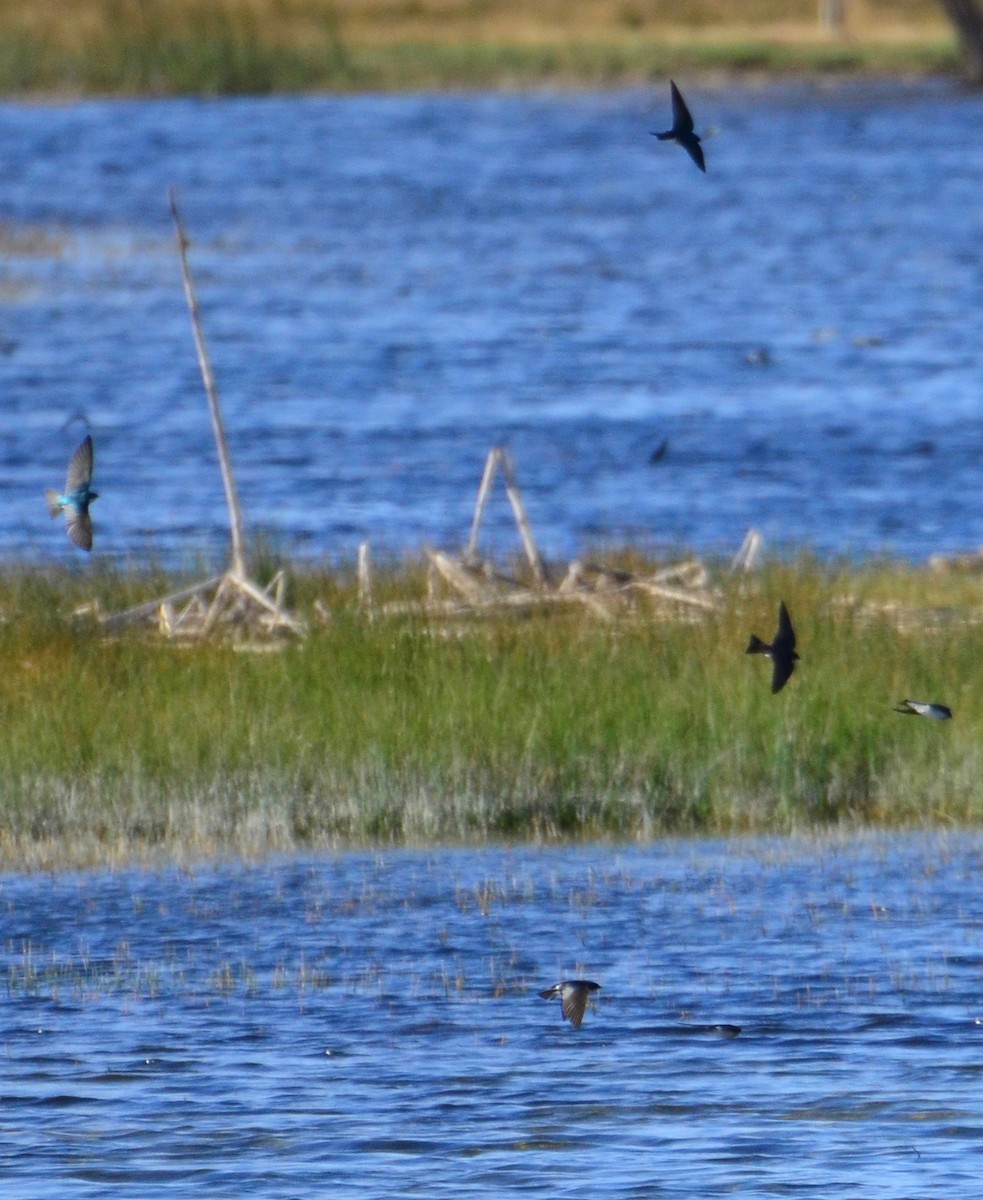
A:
[
  {"left": 3, "top": 833, "right": 983, "bottom": 1197},
  {"left": 2, "top": 80, "right": 983, "bottom": 567}
]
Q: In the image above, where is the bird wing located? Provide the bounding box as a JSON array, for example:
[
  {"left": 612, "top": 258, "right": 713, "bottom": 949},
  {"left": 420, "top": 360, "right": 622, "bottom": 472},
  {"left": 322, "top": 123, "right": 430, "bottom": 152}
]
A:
[
  {"left": 670, "top": 81, "right": 695, "bottom": 136},
  {"left": 65, "top": 435, "right": 94, "bottom": 493},
  {"left": 561, "top": 987, "right": 588, "bottom": 1030},
  {"left": 771, "top": 654, "right": 795, "bottom": 695},
  {"left": 775, "top": 601, "right": 796, "bottom": 654},
  {"left": 65, "top": 508, "right": 93, "bottom": 551},
  {"left": 896, "top": 700, "right": 951, "bottom": 719},
  {"left": 685, "top": 138, "right": 706, "bottom": 173}
]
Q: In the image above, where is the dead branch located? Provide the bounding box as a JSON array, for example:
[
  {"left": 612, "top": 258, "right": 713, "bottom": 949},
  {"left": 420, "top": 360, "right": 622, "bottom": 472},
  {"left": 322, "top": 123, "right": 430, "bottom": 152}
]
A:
[
  {"left": 168, "top": 188, "right": 248, "bottom": 579},
  {"left": 466, "top": 447, "right": 548, "bottom": 587}
]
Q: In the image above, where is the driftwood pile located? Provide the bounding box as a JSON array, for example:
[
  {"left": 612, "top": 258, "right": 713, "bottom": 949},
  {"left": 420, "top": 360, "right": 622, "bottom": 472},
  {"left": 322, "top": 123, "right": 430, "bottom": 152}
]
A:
[
  {"left": 87, "top": 194, "right": 760, "bottom": 643},
  {"left": 358, "top": 447, "right": 763, "bottom": 625},
  {"left": 829, "top": 593, "right": 983, "bottom": 635},
  {"left": 97, "top": 569, "right": 304, "bottom": 644},
  {"left": 930, "top": 548, "right": 983, "bottom": 574},
  {"left": 94, "top": 191, "right": 304, "bottom": 646}
]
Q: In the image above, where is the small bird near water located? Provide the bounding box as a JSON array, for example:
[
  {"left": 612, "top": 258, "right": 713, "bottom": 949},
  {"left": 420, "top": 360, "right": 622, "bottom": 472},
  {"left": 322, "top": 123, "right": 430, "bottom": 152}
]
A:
[
  {"left": 746, "top": 600, "right": 799, "bottom": 694},
  {"left": 539, "top": 980, "right": 601, "bottom": 1030},
  {"left": 652, "top": 81, "right": 705, "bottom": 173},
  {"left": 46, "top": 434, "right": 98, "bottom": 551},
  {"left": 893, "top": 699, "right": 952, "bottom": 721}
]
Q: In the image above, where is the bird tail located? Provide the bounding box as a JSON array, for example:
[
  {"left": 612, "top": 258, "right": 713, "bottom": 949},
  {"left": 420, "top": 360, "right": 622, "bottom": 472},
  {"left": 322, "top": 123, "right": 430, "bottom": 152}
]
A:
[
  {"left": 539, "top": 986, "right": 560, "bottom": 1000},
  {"left": 45, "top": 489, "right": 63, "bottom": 519},
  {"left": 653, "top": 131, "right": 673, "bottom": 141},
  {"left": 893, "top": 700, "right": 915, "bottom": 715},
  {"left": 746, "top": 635, "right": 768, "bottom": 655}
]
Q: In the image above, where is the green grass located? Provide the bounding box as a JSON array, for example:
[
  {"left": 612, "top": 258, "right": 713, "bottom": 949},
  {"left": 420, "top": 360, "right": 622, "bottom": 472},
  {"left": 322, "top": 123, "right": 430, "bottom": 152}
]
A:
[
  {"left": 0, "top": 12, "right": 353, "bottom": 95},
  {"left": 0, "top": 554, "right": 981, "bottom": 868}
]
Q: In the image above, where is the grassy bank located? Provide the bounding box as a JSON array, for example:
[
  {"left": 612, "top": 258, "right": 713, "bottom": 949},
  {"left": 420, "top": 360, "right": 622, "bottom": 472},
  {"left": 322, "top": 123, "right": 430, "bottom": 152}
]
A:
[
  {"left": 0, "top": 0, "right": 957, "bottom": 96},
  {"left": 0, "top": 554, "right": 981, "bottom": 869}
]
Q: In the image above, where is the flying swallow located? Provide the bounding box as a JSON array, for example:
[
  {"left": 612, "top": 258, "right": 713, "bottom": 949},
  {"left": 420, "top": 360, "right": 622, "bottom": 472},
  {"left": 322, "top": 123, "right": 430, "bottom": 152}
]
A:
[
  {"left": 746, "top": 600, "right": 799, "bottom": 694},
  {"left": 652, "top": 81, "right": 705, "bottom": 173},
  {"left": 893, "top": 699, "right": 952, "bottom": 721},
  {"left": 46, "top": 434, "right": 98, "bottom": 551},
  {"left": 539, "top": 980, "right": 601, "bottom": 1030}
]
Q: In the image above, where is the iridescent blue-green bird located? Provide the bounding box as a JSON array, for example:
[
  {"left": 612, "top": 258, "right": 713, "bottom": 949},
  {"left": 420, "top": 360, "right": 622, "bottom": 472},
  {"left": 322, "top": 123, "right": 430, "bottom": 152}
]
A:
[{"left": 46, "top": 434, "right": 98, "bottom": 551}]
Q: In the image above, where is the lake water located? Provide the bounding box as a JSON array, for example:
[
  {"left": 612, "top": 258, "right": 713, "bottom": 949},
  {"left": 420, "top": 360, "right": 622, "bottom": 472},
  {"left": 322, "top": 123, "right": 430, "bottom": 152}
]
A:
[
  {"left": 1, "top": 80, "right": 982, "bottom": 568},
  {"left": 3, "top": 833, "right": 983, "bottom": 1198}
]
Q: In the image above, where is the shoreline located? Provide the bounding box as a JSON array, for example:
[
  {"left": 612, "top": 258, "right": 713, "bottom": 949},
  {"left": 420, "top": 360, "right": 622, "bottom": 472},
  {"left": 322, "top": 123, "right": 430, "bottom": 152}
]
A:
[
  {"left": 0, "top": 9, "right": 959, "bottom": 98},
  {"left": 0, "top": 553, "right": 980, "bottom": 871}
]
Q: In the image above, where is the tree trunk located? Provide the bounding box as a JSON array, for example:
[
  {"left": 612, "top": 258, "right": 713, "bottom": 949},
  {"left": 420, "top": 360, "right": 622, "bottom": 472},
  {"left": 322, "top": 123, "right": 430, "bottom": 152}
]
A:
[{"left": 940, "top": 0, "right": 983, "bottom": 83}]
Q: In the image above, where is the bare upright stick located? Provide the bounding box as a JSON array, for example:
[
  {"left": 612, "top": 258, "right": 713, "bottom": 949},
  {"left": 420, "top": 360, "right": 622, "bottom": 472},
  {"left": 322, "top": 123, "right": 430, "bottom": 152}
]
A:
[
  {"left": 466, "top": 447, "right": 500, "bottom": 561},
  {"left": 168, "top": 187, "right": 248, "bottom": 579},
  {"left": 465, "top": 446, "right": 547, "bottom": 586},
  {"left": 498, "top": 450, "right": 547, "bottom": 587},
  {"left": 357, "top": 541, "right": 373, "bottom": 616}
]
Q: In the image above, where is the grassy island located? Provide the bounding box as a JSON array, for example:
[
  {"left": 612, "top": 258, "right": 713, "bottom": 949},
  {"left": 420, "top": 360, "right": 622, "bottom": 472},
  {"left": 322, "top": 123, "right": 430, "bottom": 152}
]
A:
[
  {"left": 0, "top": 553, "right": 980, "bottom": 869},
  {"left": 0, "top": 1, "right": 958, "bottom": 97}
]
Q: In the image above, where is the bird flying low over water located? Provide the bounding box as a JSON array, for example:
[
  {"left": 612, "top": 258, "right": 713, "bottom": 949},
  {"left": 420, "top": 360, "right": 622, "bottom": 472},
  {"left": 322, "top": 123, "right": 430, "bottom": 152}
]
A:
[
  {"left": 746, "top": 600, "right": 799, "bottom": 694},
  {"left": 652, "top": 81, "right": 705, "bottom": 173},
  {"left": 893, "top": 699, "right": 952, "bottom": 721},
  {"left": 539, "top": 980, "right": 601, "bottom": 1030},
  {"left": 46, "top": 434, "right": 98, "bottom": 551}
]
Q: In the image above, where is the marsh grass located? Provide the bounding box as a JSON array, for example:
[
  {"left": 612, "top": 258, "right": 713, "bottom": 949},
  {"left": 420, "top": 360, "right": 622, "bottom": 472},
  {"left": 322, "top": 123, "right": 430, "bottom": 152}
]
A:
[
  {"left": 0, "top": 554, "right": 981, "bottom": 868},
  {"left": 0, "top": 0, "right": 956, "bottom": 96}
]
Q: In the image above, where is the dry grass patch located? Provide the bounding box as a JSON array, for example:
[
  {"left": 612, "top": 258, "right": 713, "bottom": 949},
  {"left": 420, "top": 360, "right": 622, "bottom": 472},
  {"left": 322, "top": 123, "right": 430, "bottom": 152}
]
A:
[{"left": 0, "top": 0, "right": 957, "bottom": 94}]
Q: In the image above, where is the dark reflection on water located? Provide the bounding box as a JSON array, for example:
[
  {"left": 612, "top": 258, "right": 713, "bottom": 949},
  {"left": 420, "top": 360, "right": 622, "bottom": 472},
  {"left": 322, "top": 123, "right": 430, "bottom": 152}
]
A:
[
  {"left": 0, "top": 82, "right": 982, "bottom": 566},
  {"left": 2, "top": 834, "right": 983, "bottom": 1196}
]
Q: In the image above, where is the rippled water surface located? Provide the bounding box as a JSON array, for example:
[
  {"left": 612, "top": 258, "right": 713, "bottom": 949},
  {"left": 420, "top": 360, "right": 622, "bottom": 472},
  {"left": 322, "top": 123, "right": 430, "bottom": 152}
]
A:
[
  {"left": 4, "top": 834, "right": 983, "bottom": 1197},
  {"left": 2, "top": 81, "right": 983, "bottom": 565}
]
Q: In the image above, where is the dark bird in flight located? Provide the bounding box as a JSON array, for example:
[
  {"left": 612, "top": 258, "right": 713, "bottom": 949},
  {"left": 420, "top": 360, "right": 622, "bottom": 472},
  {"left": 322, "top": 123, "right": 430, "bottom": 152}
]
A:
[
  {"left": 46, "top": 434, "right": 98, "bottom": 551},
  {"left": 652, "top": 81, "right": 705, "bottom": 173},
  {"left": 539, "top": 980, "right": 601, "bottom": 1030},
  {"left": 648, "top": 438, "right": 669, "bottom": 465},
  {"left": 893, "top": 699, "right": 952, "bottom": 721},
  {"left": 746, "top": 600, "right": 799, "bottom": 694}
]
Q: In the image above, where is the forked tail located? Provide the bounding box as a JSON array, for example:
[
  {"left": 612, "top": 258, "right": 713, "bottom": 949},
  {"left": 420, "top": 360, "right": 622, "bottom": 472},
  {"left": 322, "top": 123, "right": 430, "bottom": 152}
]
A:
[{"left": 746, "top": 634, "right": 768, "bottom": 655}]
